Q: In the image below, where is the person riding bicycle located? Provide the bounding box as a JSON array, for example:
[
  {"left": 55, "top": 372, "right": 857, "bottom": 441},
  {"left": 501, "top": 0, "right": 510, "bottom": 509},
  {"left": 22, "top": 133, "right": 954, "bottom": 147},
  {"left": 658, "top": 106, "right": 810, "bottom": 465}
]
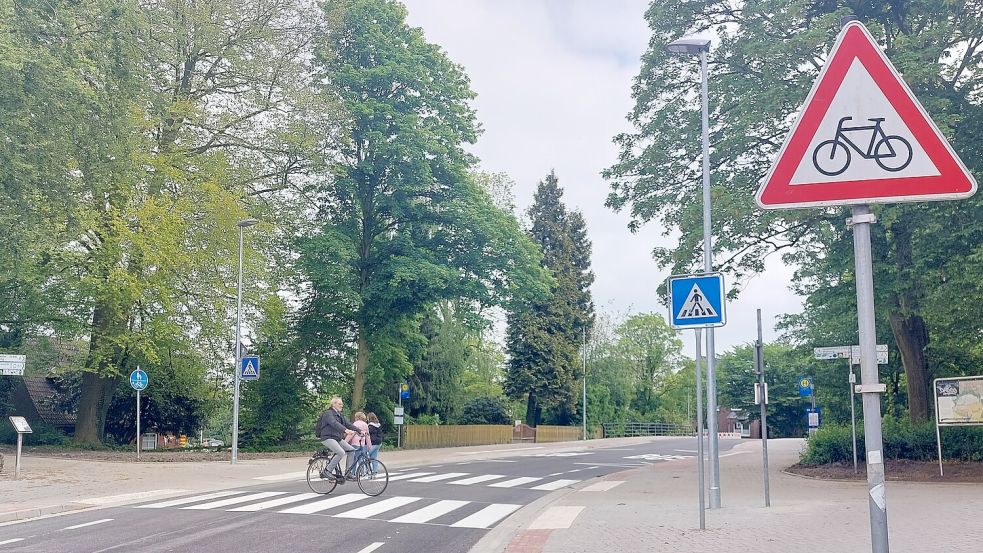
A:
[
  {"left": 315, "top": 396, "right": 364, "bottom": 483},
  {"left": 346, "top": 411, "right": 372, "bottom": 468}
]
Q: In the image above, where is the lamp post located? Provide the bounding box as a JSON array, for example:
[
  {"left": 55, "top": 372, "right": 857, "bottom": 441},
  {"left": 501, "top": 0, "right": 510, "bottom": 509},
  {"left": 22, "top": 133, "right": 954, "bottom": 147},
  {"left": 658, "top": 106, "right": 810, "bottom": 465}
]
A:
[
  {"left": 666, "top": 37, "right": 721, "bottom": 509},
  {"left": 232, "top": 217, "right": 259, "bottom": 465}
]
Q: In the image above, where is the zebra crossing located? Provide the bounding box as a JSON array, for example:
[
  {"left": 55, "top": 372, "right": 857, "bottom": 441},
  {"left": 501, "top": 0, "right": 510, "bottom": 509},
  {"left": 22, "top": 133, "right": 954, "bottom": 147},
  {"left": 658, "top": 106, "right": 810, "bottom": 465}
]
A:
[
  {"left": 369, "top": 471, "right": 583, "bottom": 490},
  {"left": 134, "top": 491, "right": 521, "bottom": 529}
]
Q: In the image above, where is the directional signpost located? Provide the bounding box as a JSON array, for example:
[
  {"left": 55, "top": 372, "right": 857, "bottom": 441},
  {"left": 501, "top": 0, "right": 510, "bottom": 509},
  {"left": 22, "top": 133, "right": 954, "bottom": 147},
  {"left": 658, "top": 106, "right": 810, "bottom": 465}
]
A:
[
  {"left": 240, "top": 356, "right": 260, "bottom": 381},
  {"left": 759, "top": 19, "right": 977, "bottom": 553},
  {"left": 0, "top": 354, "right": 26, "bottom": 376},
  {"left": 130, "top": 368, "right": 148, "bottom": 460}
]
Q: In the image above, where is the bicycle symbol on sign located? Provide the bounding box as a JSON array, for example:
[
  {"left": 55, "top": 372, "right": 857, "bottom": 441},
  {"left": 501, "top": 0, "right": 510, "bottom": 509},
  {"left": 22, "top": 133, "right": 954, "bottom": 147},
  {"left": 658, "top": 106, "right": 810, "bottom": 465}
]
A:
[{"left": 811, "top": 116, "right": 913, "bottom": 176}]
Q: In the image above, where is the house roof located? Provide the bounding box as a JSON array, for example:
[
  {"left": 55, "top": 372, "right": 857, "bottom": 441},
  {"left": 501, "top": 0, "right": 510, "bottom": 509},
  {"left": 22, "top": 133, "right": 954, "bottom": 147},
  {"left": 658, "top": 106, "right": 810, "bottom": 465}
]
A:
[{"left": 21, "top": 376, "right": 76, "bottom": 428}]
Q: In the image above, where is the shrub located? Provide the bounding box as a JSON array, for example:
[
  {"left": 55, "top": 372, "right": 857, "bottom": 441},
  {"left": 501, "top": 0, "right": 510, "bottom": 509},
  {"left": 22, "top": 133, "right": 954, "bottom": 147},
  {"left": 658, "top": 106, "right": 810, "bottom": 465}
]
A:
[
  {"left": 456, "top": 396, "right": 511, "bottom": 425},
  {"left": 0, "top": 420, "right": 69, "bottom": 447},
  {"left": 800, "top": 418, "right": 983, "bottom": 464}
]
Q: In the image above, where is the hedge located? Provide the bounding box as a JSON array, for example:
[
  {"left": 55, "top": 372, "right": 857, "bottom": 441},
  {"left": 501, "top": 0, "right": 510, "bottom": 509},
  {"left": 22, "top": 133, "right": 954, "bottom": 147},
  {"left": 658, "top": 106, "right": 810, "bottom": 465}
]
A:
[{"left": 800, "top": 418, "right": 983, "bottom": 465}]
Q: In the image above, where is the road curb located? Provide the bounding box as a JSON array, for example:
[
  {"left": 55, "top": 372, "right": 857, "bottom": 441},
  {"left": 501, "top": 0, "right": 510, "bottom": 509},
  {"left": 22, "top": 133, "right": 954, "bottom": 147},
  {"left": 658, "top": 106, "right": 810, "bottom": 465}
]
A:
[{"left": 0, "top": 502, "right": 93, "bottom": 524}]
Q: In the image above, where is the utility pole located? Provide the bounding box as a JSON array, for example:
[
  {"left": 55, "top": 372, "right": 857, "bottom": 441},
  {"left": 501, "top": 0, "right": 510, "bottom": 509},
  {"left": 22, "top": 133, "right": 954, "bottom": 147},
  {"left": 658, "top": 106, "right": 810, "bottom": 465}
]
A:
[{"left": 754, "top": 310, "right": 770, "bottom": 507}]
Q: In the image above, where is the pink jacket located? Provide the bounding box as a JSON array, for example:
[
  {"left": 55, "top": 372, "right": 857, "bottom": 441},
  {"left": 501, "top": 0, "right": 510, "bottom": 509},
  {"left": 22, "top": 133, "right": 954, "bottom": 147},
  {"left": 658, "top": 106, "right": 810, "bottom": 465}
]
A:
[{"left": 346, "top": 420, "right": 372, "bottom": 448}]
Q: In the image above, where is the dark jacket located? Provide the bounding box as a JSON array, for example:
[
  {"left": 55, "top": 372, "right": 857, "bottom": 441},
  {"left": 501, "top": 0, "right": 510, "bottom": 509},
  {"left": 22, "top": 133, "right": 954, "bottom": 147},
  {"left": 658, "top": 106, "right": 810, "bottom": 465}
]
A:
[
  {"left": 316, "top": 408, "right": 358, "bottom": 441},
  {"left": 368, "top": 421, "right": 382, "bottom": 445}
]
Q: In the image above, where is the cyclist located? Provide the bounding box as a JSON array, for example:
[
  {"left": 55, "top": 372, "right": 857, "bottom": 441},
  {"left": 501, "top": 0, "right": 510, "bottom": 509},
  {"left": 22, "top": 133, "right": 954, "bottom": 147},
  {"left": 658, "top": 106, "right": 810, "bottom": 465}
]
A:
[{"left": 315, "top": 396, "right": 363, "bottom": 483}]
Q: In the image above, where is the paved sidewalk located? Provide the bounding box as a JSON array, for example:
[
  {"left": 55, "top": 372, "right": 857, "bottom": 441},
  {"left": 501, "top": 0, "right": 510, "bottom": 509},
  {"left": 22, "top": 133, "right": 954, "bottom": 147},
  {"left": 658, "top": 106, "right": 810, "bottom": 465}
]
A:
[
  {"left": 474, "top": 439, "right": 983, "bottom": 553},
  {"left": 0, "top": 437, "right": 659, "bottom": 524}
]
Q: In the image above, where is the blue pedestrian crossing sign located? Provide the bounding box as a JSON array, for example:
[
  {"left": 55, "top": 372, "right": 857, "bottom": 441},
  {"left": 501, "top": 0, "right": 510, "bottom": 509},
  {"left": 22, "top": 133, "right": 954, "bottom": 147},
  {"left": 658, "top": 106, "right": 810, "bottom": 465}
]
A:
[
  {"left": 240, "top": 356, "right": 260, "bottom": 381},
  {"left": 668, "top": 273, "right": 726, "bottom": 329},
  {"left": 129, "top": 369, "right": 148, "bottom": 391}
]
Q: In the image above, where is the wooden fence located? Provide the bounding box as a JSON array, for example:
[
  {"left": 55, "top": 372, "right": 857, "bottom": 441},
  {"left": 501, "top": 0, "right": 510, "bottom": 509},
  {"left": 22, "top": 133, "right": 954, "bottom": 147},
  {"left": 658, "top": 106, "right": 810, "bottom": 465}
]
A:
[
  {"left": 403, "top": 424, "right": 512, "bottom": 449},
  {"left": 535, "top": 425, "right": 604, "bottom": 443}
]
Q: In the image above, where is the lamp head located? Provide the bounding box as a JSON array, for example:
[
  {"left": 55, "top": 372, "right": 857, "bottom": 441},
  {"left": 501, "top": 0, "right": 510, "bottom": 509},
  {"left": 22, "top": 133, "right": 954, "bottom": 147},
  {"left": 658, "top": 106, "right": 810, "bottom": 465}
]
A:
[
  {"left": 237, "top": 218, "right": 259, "bottom": 228},
  {"left": 666, "top": 38, "right": 712, "bottom": 55}
]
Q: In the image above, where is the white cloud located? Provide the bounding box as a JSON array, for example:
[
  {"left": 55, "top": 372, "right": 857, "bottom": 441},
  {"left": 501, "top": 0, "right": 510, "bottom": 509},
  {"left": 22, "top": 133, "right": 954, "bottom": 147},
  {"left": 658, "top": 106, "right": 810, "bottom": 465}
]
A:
[{"left": 402, "top": 0, "right": 804, "bottom": 353}]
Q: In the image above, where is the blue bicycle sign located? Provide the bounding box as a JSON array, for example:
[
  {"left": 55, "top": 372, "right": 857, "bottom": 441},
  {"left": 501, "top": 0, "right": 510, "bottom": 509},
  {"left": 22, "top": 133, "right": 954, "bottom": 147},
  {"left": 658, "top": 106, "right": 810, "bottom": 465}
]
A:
[{"left": 811, "top": 116, "right": 913, "bottom": 177}]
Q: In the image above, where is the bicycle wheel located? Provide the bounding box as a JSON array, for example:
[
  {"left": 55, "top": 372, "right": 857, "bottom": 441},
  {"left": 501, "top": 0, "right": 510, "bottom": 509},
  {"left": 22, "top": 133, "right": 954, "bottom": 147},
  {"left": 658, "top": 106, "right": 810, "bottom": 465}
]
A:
[
  {"left": 812, "top": 139, "right": 851, "bottom": 176},
  {"left": 307, "top": 456, "right": 338, "bottom": 495},
  {"left": 356, "top": 458, "right": 389, "bottom": 497},
  {"left": 874, "top": 135, "right": 912, "bottom": 172}
]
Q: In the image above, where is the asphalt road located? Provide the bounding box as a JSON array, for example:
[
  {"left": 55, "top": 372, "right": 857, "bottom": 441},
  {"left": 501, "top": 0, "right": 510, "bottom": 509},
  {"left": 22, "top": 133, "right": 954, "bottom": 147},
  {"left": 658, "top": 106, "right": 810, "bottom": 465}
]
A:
[{"left": 0, "top": 438, "right": 740, "bottom": 553}]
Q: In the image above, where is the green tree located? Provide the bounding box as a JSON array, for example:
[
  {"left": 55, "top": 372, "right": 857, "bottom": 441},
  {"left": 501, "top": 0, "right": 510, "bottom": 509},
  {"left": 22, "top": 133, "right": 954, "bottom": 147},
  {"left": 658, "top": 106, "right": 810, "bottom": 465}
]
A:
[
  {"left": 505, "top": 171, "right": 595, "bottom": 426},
  {"left": 301, "top": 0, "right": 548, "bottom": 413},
  {"left": 612, "top": 313, "right": 682, "bottom": 414},
  {"left": 606, "top": 0, "right": 982, "bottom": 423},
  {"left": 457, "top": 396, "right": 511, "bottom": 425}
]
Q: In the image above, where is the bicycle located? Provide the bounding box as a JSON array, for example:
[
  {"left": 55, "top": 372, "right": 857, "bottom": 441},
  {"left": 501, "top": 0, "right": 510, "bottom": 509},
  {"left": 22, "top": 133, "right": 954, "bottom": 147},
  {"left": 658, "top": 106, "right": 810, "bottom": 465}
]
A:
[
  {"left": 307, "top": 447, "right": 389, "bottom": 497},
  {"left": 812, "top": 116, "right": 912, "bottom": 176}
]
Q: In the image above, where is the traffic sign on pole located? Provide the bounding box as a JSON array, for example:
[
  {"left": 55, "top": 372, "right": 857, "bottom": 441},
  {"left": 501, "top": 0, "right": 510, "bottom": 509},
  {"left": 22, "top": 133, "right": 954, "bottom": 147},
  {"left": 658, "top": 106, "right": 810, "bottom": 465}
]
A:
[
  {"left": 240, "top": 356, "right": 260, "bottom": 381},
  {"left": 667, "top": 273, "right": 726, "bottom": 329},
  {"left": 0, "top": 354, "right": 26, "bottom": 376},
  {"left": 756, "top": 21, "right": 976, "bottom": 209},
  {"left": 129, "top": 369, "right": 148, "bottom": 391}
]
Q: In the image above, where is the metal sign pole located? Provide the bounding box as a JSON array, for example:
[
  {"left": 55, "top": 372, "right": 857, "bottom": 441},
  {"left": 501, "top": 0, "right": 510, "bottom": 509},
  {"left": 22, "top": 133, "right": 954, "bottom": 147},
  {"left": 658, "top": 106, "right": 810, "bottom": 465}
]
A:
[
  {"left": 397, "top": 385, "right": 402, "bottom": 449},
  {"left": 755, "top": 309, "right": 770, "bottom": 507},
  {"left": 15, "top": 433, "right": 23, "bottom": 479},
  {"left": 137, "top": 389, "right": 141, "bottom": 461},
  {"left": 694, "top": 328, "right": 706, "bottom": 530},
  {"left": 849, "top": 360, "right": 858, "bottom": 474},
  {"left": 583, "top": 328, "right": 588, "bottom": 440},
  {"left": 850, "top": 204, "right": 890, "bottom": 553},
  {"left": 933, "top": 379, "right": 943, "bottom": 477}
]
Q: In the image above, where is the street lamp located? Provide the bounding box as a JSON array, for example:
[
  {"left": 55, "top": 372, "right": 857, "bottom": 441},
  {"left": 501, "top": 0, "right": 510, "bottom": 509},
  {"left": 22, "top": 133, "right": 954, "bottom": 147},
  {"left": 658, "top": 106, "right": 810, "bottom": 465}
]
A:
[
  {"left": 232, "top": 217, "right": 259, "bottom": 465},
  {"left": 666, "top": 36, "right": 722, "bottom": 509}
]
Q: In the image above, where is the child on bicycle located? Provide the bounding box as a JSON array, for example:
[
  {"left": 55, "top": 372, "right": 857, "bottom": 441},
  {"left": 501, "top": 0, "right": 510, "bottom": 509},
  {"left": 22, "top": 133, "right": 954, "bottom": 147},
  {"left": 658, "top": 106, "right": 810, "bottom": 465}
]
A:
[{"left": 346, "top": 411, "right": 373, "bottom": 471}]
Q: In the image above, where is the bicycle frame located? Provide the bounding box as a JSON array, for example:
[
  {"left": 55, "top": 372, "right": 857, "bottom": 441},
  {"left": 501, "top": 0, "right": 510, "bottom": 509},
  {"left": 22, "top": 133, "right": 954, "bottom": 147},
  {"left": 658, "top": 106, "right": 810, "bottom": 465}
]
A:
[{"left": 833, "top": 117, "right": 893, "bottom": 158}]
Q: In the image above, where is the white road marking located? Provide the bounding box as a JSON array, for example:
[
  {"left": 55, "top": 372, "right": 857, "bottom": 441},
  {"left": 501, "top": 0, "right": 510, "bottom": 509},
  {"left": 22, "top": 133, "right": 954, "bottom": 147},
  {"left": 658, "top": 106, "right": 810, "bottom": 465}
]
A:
[
  {"left": 528, "top": 506, "right": 584, "bottom": 529},
  {"left": 547, "top": 472, "right": 564, "bottom": 477},
  {"left": 137, "top": 491, "right": 244, "bottom": 509},
  {"left": 580, "top": 480, "right": 624, "bottom": 492},
  {"left": 387, "top": 472, "right": 435, "bottom": 481},
  {"left": 335, "top": 496, "right": 422, "bottom": 518},
  {"left": 451, "top": 504, "right": 521, "bottom": 528},
  {"left": 254, "top": 471, "right": 308, "bottom": 481},
  {"left": 64, "top": 519, "right": 113, "bottom": 530},
  {"left": 0, "top": 539, "right": 25, "bottom": 546},
  {"left": 410, "top": 472, "right": 469, "bottom": 483},
  {"left": 488, "top": 477, "right": 541, "bottom": 488},
  {"left": 279, "top": 493, "right": 367, "bottom": 515},
  {"left": 390, "top": 500, "right": 470, "bottom": 524},
  {"left": 355, "top": 543, "right": 386, "bottom": 553},
  {"left": 83, "top": 489, "right": 188, "bottom": 505},
  {"left": 530, "top": 479, "right": 580, "bottom": 491},
  {"left": 448, "top": 474, "right": 506, "bottom": 485},
  {"left": 456, "top": 447, "right": 543, "bottom": 455},
  {"left": 675, "top": 449, "right": 698, "bottom": 453},
  {"left": 227, "top": 493, "right": 321, "bottom": 512},
  {"left": 183, "top": 492, "right": 285, "bottom": 510},
  {"left": 573, "top": 462, "right": 644, "bottom": 468}
]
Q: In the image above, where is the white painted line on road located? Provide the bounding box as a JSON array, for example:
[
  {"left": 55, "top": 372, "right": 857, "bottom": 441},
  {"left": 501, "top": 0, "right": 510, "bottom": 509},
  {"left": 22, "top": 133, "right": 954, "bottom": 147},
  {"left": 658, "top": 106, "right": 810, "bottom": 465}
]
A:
[
  {"left": 448, "top": 474, "right": 506, "bottom": 486},
  {"left": 456, "top": 447, "right": 543, "bottom": 455},
  {"left": 600, "top": 448, "right": 635, "bottom": 451},
  {"left": 567, "top": 469, "right": 583, "bottom": 473},
  {"left": 547, "top": 472, "right": 564, "bottom": 476},
  {"left": 335, "top": 496, "right": 422, "bottom": 519},
  {"left": 254, "top": 471, "right": 307, "bottom": 481},
  {"left": 531, "top": 479, "right": 580, "bottom": 491},
  {"left": 183, "top": 492, "right": 285, "bottom": 510},
  {"left": 387, "top": 472, "right": 435, "bottom": 481},
  {"left": 0, "top": 538, "right": 25, "bottom": 545},
  {"left": 528, "top": 506, "right": 584, "bottom": 529},
  {"left": 410, "top": 472, "right": 469, "bottom": 483},
  {"left": 137, "top": 490, "right": 244, "bottom": 508},
  {"left": 227, "top": 493, "right": 321, "bottom": 512},
  {"left": 63, "top": 519, "right": 114, "bottom": 530},
  {"left": 675, "top": 449, "right": 698, "bottom": 453},
  {"left": 450, "top": 504, "right": 521, "bottom": 528},
  {"left": 390, "top": 500, "right": 470, "bottom": 524},
  {"left": 355, "top": 543, "right": 386, "bottom": 553},
  {"left": 471, "top": 459, "right": 516, "bottom": 463},
  {"left": 84, "top": 489, "right": 188, "bottom": 505},
  {"left": 278, "top": 493, "right": 367, "bottom": 514},
  {"left": 580, "top": 480, "right": 624, "bottom": 492},
  {"left": 573, "top": 463, "right": 644, "bottom": 468},
  {"left": 426, "top": 465, "right": 444, "bottom": 469},
  {"left": 488, "top": 477, "right": 541, "bottom": 488}
]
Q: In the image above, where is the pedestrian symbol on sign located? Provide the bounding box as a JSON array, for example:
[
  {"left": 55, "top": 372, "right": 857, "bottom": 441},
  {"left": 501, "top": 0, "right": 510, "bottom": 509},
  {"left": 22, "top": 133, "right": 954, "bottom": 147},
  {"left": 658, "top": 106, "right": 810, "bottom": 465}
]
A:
[
  {"left": 676, "top": 284, "right": 719, "bottom": 319},
  {"left": 240, "top": 356, "right": 260, "bottom": 381}
]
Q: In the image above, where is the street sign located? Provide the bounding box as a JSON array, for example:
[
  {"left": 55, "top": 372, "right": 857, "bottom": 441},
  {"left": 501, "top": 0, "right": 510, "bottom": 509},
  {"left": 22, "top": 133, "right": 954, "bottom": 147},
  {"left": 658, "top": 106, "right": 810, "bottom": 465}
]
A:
[
  {"left": 754, "top": 382, "right": 769, "bottom": 405},
  {"left": 814, "top": 345, "right": 887, "bottom": 364},
  {"left": 129, "top": 369, "right": 148, "bottom": 391},
  {"left": 9, "top": 416, "right": 32, "bottom": 434},
  {"left": 399, "top": 382, "right": 410, "bottom": 400},
  {"left": 393, "top": 416, "right": 404, "bottom": 426},
  {"left": 667, "top": 273, "right": 726, "bottom": 329},
  {"left": 240, "top": 356, "right": 260, "bottom": 380},
  {"left": 798, "top": 377, "right": 814, "bottom": 397},
  {"left": 0, "top": 354, "right": 26, "bottom": 376},
  {"left": 851, "top": 345, "right": 888, "bottom": 365},
  {"left": 806, "top": 407, "right": 822, "bottom": 428},
  {"left": 393, "top": 407, "right": 404, "bottom": 417},
  {"left": 756, "top": 21, "right": 976, "bottom": 209}
]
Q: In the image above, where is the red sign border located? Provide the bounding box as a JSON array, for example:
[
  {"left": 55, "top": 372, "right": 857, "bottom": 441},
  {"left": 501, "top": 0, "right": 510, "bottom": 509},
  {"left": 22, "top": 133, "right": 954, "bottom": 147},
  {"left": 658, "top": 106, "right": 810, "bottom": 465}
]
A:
[{"left": 756, "top": 21, "right": 976, "bottom": 209}]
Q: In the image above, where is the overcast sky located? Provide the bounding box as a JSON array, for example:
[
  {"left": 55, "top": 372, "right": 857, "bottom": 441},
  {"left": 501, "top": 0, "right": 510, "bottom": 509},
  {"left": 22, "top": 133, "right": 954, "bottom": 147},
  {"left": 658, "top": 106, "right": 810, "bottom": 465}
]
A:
[{"left": 401, "top": 0, "right": 805, "bottom": 354}]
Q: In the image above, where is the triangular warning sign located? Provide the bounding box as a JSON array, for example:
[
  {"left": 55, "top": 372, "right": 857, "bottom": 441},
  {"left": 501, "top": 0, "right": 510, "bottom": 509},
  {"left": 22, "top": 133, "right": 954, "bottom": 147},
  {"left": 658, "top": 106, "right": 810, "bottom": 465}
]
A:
[
  {"left": 676, "top": 284, "right": 718, "bottom": 319},
  {"left": 756, "top": 21, "right": 976, "bottom": 209},
  {"left": 241, "top": 360, "right": 258, "bottom": 377}
]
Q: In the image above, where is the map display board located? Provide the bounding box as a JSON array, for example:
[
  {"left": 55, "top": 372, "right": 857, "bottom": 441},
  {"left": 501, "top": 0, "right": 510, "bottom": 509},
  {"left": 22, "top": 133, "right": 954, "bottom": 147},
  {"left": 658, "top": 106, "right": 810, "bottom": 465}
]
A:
[{"left": 935, "top": 376, "right": 983, "bottom": 425}]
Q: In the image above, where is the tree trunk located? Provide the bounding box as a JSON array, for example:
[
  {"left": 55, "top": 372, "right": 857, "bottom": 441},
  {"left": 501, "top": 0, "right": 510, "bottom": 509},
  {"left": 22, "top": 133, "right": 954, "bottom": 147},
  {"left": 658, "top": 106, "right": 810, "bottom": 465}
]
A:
[
  {"left": 74, "top": 300, "right": 126, "bottom": 445},
  {"left": 352, "top": 328, "right": 368, "bottom": 411},
  {"left": 889, "top": 311, "right": 931, "bottom": 423},
  {"left": 74, "top": 371, "right": 105, "bottom": 445},
  {"left": 525, "top": 393, "right": 539, "bottom": 427}
]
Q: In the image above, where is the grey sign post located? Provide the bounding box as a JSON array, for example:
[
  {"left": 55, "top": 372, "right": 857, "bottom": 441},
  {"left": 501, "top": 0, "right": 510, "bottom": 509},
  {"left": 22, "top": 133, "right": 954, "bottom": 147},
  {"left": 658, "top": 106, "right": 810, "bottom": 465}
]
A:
[
  {"left": 694, "top": 328, "right": 705, "bottom": 529},
  {"left": 754, "top": 309, "right": 770, "bottom": 507},
  {"left": 8, "top": 416, "right": 33, "bottom": 479},
  {"left": 130, "top": 368, "right": 148, "bottom": 460}
]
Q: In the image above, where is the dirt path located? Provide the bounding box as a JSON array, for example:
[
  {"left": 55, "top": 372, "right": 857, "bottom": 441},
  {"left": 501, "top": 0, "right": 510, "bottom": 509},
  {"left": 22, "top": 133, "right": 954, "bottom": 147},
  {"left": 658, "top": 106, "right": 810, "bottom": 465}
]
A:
[{"left": 787, "top": 459, "right": 983, "bottom": 482}]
